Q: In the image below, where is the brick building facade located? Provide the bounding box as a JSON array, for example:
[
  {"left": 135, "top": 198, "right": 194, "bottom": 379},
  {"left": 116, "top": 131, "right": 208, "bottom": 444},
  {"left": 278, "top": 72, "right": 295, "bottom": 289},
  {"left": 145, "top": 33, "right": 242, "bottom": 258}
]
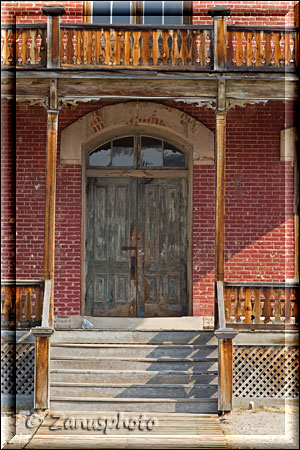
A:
[{"left": 1, "top": 1, "right": 298, "bottom": 321}]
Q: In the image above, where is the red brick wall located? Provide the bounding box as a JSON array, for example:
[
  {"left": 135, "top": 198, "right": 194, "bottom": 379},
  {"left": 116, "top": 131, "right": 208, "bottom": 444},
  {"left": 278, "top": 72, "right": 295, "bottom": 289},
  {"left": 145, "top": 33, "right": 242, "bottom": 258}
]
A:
[
  {"left": 1, "top": 99, "right": 295, "bottom": 317},
  {"left": 1, "top": 1, "right": 84, "bottom": 24},
  {"left": 193, "top": 1, "right": 295, "bottom": 26},
  {"left": 1, "top": 1, "right": 295, "bottom": 25},
  {"left": 1, "top": 99, "right": 15, "bottom": 280}
]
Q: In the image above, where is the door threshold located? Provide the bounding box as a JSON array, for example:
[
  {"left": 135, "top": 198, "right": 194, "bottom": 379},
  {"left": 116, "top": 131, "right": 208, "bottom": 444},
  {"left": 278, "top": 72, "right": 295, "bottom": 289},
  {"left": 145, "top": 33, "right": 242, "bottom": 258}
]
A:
[{"left": 55, "top": 316, "right": 214, "bottom": 330}]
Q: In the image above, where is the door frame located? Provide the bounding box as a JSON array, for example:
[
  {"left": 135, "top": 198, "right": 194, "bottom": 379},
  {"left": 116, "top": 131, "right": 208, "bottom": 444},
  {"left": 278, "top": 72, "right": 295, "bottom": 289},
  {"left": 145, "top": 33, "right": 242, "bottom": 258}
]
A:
[{"left": 81, "top": 125, "right": 194, "bottom": 316}]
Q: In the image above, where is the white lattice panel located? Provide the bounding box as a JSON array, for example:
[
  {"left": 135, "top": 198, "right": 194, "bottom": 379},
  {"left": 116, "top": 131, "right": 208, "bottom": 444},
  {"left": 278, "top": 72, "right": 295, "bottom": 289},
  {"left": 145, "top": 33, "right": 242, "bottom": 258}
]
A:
[{"left": 233, "top": 346, "right": 299, "bottom": 398}]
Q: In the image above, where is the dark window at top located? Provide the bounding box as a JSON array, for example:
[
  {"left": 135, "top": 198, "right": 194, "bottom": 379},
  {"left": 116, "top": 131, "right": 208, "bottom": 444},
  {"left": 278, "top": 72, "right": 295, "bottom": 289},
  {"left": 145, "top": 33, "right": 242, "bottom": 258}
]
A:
[
  {"left": 164, "top": 1, "right": 183, "bottom": 25},
  {"left": 92, "top": 1, "right": 183, "bottom": 25},
  {"left": 112, "top": 137, "right": 134, "bottom": 166},
  {"left": 93, "top": 1, "right": 131, "bottom": 25},
  {"left": 141, "top": 136, "right": 162, "bottom": 167},
  {"left": 143, "top": 1, "right": 163, "bottom": 25},
  {"left": 163, "top": 142, "right": 185, "bottom": 167},
  {"left": 93, "top": 1, "right": 110, "bottom": 24},
  {"left": 89, "top": 141, "right": 111, "bottom": 166},
  {"left": 111, "top": 1, "right": 131, "bottom": 24},
  {"left": 88, "top": 136, "right": 186, "bottom": 169}
]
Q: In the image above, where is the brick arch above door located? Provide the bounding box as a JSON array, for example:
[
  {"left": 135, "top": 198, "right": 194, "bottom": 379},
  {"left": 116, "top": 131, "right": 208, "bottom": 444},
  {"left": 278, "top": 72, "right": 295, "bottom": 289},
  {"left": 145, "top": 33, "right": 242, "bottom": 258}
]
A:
[{"left": 60, "top": 102, "right": 214, "bottom": 165}]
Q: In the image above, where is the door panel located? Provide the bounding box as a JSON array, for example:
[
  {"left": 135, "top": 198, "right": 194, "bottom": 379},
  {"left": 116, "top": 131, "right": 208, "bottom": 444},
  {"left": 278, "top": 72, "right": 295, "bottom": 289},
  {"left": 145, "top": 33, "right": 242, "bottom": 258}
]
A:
[
  {"left": 138, "top": 178, "right": 188, "bottom": 317},
  {"left": 86, "top": 177, "right": 137, "bottom": 316},
  {"left": 86, "top": 177, "right": 188, "bottom": 317}
]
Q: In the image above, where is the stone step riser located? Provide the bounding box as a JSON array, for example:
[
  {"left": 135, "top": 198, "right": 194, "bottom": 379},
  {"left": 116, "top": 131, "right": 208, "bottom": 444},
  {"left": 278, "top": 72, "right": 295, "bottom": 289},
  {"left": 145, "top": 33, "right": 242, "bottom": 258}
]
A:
[
  {"left": 50, "top": 399, "right": 219, "bottom": 414},
  {"left": 51, "top": 346, "right": 218, "bottom": 359},
  {"left": 52, "top": 331, "right": 217, "bottom": 345},
  {"left": 50, "top": 372, "right": 218, "bottom": 385},
  {"left": 50, "top": 384, "right": 218, "bottom": 399},
  {"left": 51, "top": 359, "right": 218, "bottom": 372}
]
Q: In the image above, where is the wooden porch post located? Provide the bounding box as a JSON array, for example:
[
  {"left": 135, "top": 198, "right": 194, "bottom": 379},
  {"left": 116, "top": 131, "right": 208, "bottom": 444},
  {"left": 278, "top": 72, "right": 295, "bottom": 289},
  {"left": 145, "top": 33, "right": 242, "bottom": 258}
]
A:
[
  {"left": 212, "top": 37, "right": 238, "bottom": 410},
  {"left": 44, "top": 106, "right": 59, "bottom": 328},
  {"left": 42, "top": 4, "right": 65, "bottom": 68},
  {"left": 208, "top": 6, "right": 231, "bottom": 70},
  {"left": 33, "top": 79, "right": 59, "bottom": 410}
]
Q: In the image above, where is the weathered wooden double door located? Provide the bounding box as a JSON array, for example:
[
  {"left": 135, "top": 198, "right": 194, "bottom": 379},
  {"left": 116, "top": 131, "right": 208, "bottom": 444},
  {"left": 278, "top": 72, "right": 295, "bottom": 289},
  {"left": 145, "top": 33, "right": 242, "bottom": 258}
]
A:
[{"left": 86, "top": 177, "right": 188, "bottom": 317}]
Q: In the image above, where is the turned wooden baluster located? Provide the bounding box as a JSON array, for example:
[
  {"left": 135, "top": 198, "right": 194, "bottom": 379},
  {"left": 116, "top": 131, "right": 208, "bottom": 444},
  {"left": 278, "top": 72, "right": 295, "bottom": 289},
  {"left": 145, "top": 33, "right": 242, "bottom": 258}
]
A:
[
  {"left": 263, "top": 288, "right": 272, "bottom": 323},
  {"left": 289, "top": 35, "right": 295, "bottom": 65},
  {"left": 110, "top": 31, "right": 115, "bottom": 65},
  {"left": 241, "top": 33, "right": 247, "bottom": 65},
  {"left": 253, "top": 288, "right": 262, "bottom": 324},
  {"left": 167, "top": 31, "right": 173, "bottom": 65},
  {"left": 269, "top": 33, "right": 275, "bottom": 66},
  {"left": 79, "top": 30, "right": 84, "bottom": 65},
  {"left": 293, "top": 288, "right": 298, "bottom": 324},
  {"left": 231, "top": 32, "right": 237, "bottom": 65},
  {"left": 234, "top": 287, "right": 242, "bottom": 322},
  {"left": 16, "top": 33, "right": 23, "bottom": 65},
  {"left": 129, "top": 32, "right": 134, "bottom": 65},
  {"left": 26, "top": 32, "right": 33, "bottom": 64},
  {"left": 273, "top": 288, "right": 282, "bottom": 323},
  {"left": 251, "top": 33, "right": 256, "bottom": 66},
  {"left": 1, "top": 287, "right": 5, "bottom": 316},
  {"left": 244, "top": 287, "right": 252, "bottom": 324},
  {"left": 186, "top": 30, "right": 192, "bottom": 65},
  {"left": 100, "top": 32, "right": 106, "bottom": 65},
  {"left": 195, "top": 31, "right": 201, "bottom": 64},
  {"left": 62, "top": 31, "right": 68, "bottom": 63},
  {"left": 260, "top": 31, "right": 266, "bottom": 65},
  {"left": 119, "top": 31, "right": 125, "bottom": 65},
  {"left": 7, "top": 31, "right": 14, "bottom": 65},
  {"left": 148, "top": 33, "right": 153, "bottom": 65},
  {"left": 279, "top": 32, "right": 285, "bottom": 66},
  {"left": 157, "top": 32, "right": 163, "bottom": 65},
  {"left": 225, "top": 287, "right": 232, "bottom": 322},
  {"left": 205, "top": 33, "right": 211, "bottom": 66},
  {"left": 35, "top": 286, "right": 43, "bottom": 323},
  {"left": 138, "top": 34, "right": 144, "bottom": 65},
  {"left": 71, "top": 33, "right": 77, "bottom": 64},
  {"left": 91, "top": 31, "right": 97, "bottom": 65},
  {"left": 176, "top": 30, "right": 182, "bottom": 65},
  {"left": 2, "top": 286, "right": 11, "bottom": 321},
  {"left": 285, "top": 287, "right": 291, "bottom": 323},
  {"left": 1, "top": 32, "right": 5, "bottom": 65},
  {"left": 15, "top": 287, "right": 21, "bottom": 324},
  {"left": 24, "top": 288, "right": 32, "bottom": 323}
]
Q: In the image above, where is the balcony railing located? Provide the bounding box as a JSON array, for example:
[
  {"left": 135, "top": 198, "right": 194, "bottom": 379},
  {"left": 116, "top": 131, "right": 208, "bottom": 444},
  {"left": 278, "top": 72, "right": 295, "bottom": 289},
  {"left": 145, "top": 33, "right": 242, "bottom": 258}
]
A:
[
  {"left": 1, "top": 23, "right": 298, "bottom": 71},
  {"left": 224, "top": 282, "right": 298, "bottom": 329},
  {"left": 1, "top": 280, "right": 44, "bottom": 329}
]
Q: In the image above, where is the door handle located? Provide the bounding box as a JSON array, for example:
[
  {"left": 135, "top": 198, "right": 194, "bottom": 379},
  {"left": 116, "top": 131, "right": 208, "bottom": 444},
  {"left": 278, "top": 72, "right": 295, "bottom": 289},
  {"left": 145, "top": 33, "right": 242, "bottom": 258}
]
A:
[
  {"left": 122, "top": 246, "right": 137, "bottom": 251},
  {"left": 130, "top": 256, "right": 136, "bottom": 280}
]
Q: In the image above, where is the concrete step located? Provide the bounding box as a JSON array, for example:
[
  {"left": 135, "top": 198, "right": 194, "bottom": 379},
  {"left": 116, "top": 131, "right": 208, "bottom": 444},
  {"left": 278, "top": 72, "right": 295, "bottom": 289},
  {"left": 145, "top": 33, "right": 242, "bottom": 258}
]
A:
[
  {"left": 50, "top": 344, "right": 218, "bottom": 359},
  {"left": 50, "top": 369, "right": 218, "bottom": 385},
  {"left": 51, "top": 330, "right": 217, "bottom": 345},
  {"left": 50, "top": 358, "right": 218, "bottom": 372},
  {"left": 50, "top": 383, "right": 218, "bottom": 399},
  {"left": 50, "top": 397, "right": 219, "bottom": 414}
]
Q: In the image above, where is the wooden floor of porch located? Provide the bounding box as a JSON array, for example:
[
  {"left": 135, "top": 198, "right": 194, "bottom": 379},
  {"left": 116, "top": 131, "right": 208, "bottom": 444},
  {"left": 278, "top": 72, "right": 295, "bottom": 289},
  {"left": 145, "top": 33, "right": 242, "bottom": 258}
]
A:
[{"left": 25, "top": 412, "right": 227, "bottom": 449}]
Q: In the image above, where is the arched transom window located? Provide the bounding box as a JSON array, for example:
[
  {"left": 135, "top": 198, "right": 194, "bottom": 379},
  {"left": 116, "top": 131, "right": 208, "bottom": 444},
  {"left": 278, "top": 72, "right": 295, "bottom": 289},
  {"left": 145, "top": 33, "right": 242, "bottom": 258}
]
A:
[{"left": 88, "top": 135, "right": 186, "bottom": 169}]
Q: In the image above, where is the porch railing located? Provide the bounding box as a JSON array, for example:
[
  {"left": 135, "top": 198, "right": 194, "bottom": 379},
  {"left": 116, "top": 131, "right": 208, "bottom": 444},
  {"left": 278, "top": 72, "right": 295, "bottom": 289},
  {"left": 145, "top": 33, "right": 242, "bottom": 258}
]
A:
[
  {"left": 1, "top": 24, "right": 47, "bottom": 68},
  {"left": 1, "top": 280, "right": 44, "bottom": 329},
  {"left": 1, "top": 23, "right": 298, "bottom": 71},
  {"left": 224, "top": 282, "right": 299, "bottom": 328},
  {"left": 226, "top": 26, "right": 298, "bottom": 70}
]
